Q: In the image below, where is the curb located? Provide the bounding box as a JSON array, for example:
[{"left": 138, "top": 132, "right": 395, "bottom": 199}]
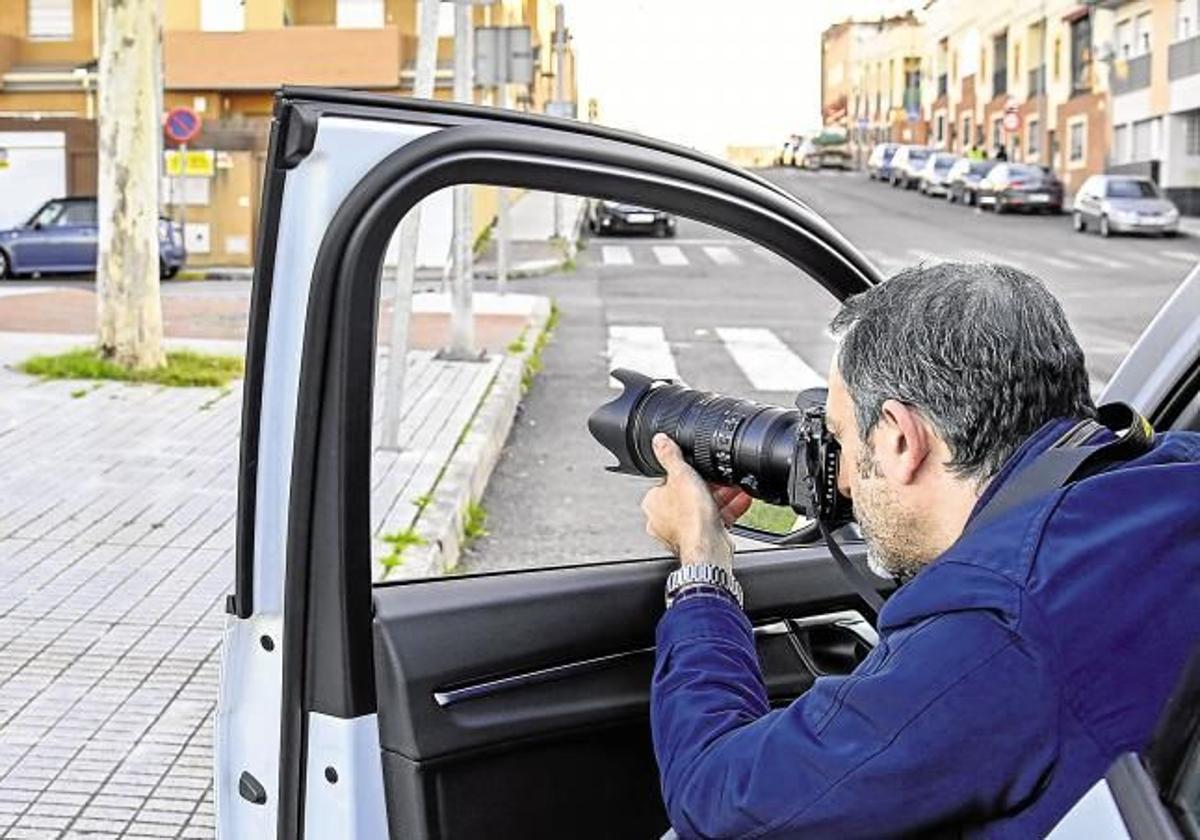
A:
[{"left": 380, "top": 296, "right": 553, "bottom": 580}]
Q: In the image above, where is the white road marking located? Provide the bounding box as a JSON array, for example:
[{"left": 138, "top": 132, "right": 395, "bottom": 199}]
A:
[
  {"left": 716, "top": 327, "right": 826, "bottom": 392},
  {"left": 0, "top": 287, "right": 55, "bottom": 299},
  {"left": 607, "top": 325, "right": 679, "bottom": 388},
  {"left": 1060, "top": 249, "right": 1129, "bottom": 270},
  {"left": 703, "top": 245, "right": 741, "bottom": 266},
  {"left": 1122, "top": 252, "right": 1169, "bottom": 267},
  {"left": 1160, "top": 250, "right": 1200, "bottom": 264},
  {"left": 601, "top": 245, "right": 633, "bottom": 266},
  {"left": 1027, "top": 253, "right": 1077, "bottom": 270},
  {"left": 652, "top": 245, "right": 688, "bottom": 266}
]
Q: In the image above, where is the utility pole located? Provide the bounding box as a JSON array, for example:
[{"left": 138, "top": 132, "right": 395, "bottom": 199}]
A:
[
  {"left": 495, "top": 79, "right": 510, "bottom": 295},
  {"left": 95, "top": 0, "right": 165, "bottom": 370},
  {"left": 447, "top": 0, "right": 477, "bottom": 360},
  {"left": 381, "top": 0, "right": 440, "bottom": 450},
  {"left": 551, "top": 3, "right": 567, "bottom": 238}
]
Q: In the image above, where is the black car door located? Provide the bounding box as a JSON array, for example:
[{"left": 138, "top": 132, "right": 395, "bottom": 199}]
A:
[{"left": 214, "top": 86, "right": 939, "bottom": 840}]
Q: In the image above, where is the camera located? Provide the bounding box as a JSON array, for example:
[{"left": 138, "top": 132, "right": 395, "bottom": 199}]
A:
[{"left": 588, "top": 369, "right": 853, "bottom": 534}]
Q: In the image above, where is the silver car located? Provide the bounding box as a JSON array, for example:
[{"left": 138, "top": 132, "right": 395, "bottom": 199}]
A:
[
  {"left": 1072, "top": 175, "right": 1180, "bottom": 237},
  {"left": 917, "top": 153, "right": 960, "bottom": 197}
]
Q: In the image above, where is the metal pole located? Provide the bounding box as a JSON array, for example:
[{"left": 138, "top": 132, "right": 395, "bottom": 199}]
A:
[
  {"left": 552, "top": 3, "right": 566, "bottom": 239},
  {"left": 178, "top": 141, "right": 187, "bottom": 257},
  {"left": 448, "top": 0, "right": 476, "bottom": 358},
  {"left": 381, "top": 0, "right": 440, "bottom": 450},
  {"left": 496, "top": 81, "right": 510, "bottom": 295}
]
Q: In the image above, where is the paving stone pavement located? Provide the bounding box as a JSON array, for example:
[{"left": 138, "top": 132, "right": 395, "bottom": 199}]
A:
[{"left": 0, "top": 336, "right": 514, "bottom": 838}]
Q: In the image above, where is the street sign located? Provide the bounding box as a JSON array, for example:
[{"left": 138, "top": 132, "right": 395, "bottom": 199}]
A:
[
  {"left": 1003, "top": 110, "right": 1021, "bottom": 132},
  {"left": 474, "top": 26, "right": 534, "bottom": 86},
  {"left": 0, "top": 149, "right": 8, "bottom": 171},
  {"left": 164, "top": 149, "right": 215, "bottom": 178},
  {"left": 164, "top": 106, "right": 202, "bottom": 145}
]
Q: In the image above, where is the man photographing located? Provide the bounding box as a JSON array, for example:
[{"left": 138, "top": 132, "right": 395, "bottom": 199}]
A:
[{"left": 640, "top": 263, "right": 1200, "bottom": 838}]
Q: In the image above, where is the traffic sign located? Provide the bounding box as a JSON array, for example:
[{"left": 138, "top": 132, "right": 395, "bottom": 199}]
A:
[
  {"left": 1003, "top": 110, "right": 1021, "bottom": 132},
  {"left": 164, "top": 107, "right": 202, "bottom": 144}
]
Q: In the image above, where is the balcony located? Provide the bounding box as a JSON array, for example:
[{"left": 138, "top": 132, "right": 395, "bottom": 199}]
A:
[
  {"left": 164, "top": 26, "right": 406, "bottom": 90},
  {"left": 1170, "top": 35, "right": 1200, "bottom": 80},
  {"left": 1112, "top": 53, "right": 1151, "bottom": 95},
  {"left": 937, "top": 73, "right": 947, "bottom": 99},
  {"left": 1028, "top": 65, "right": 1045, "bottom": 96},
  {"left": 992, "top": 68, "right": 1007, "bottom": 97}
]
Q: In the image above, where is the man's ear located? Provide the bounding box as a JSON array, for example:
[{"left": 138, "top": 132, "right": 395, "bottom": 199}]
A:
[{"left": 876, "top": 399, "right": 931, "bottom": 485}]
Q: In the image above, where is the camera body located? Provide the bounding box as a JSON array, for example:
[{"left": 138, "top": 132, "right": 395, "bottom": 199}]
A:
[{"left": 589, "top": 369, "right": 853, "bottom": 531}]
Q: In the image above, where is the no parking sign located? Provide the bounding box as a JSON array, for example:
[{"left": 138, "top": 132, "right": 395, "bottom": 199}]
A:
[{"left": 164, "top": 107, "right": 202, "bottom": 145}]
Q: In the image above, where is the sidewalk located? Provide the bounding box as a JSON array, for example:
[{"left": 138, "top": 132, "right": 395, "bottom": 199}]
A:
[{"left": 0, "top": 291, "right": 550, "bottom": 836}]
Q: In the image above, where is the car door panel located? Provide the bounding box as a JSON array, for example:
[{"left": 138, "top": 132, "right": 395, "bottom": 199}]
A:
[{"left": 371, "top": 549, "right": 871, "bottom": 840}]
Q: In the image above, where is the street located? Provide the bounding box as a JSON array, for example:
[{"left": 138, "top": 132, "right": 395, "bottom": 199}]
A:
[{"left": 463, "top": 168, "right": 1200, "bottom": 573}]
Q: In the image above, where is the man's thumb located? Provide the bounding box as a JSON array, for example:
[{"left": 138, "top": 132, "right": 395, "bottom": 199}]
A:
[{"left": 653, "top": 433, "right": 682, "bottom": 473}]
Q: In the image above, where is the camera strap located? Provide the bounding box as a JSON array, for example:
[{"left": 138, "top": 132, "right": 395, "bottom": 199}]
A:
[
  {"left": 822, "top": 403, "right": 1153, "bottom": 626},
  {"left": 963, "top": 403, "right": 1154, "bottom": 538}
]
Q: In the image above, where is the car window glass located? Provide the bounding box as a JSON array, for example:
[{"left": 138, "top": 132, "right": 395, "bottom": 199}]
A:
[
  {"left": 58, "top": 203, "right": 97, "bottom": 225},
  {"left": 1105, "top": 180, "right": 1158, "bottom": 198},
  {"left": 368, "top": 187, "right": 834, "bottom": 581}
]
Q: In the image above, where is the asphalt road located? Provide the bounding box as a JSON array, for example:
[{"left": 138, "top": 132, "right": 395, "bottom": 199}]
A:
[{"left": 462, "top": 168, "right": 1200, "bottom": 573}]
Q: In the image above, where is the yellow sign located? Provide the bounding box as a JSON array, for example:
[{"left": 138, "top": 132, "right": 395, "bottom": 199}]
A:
[
  {"left": 0, "top": 149, "right": 8, "bottom": 170},
  {"left": 164, "top": 149, "right": 215, "bottom": 178}
]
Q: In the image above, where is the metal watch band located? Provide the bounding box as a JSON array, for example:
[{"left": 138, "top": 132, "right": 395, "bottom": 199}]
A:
[{"left": 665, "top": 564, "right": 744, "bottom": 608}]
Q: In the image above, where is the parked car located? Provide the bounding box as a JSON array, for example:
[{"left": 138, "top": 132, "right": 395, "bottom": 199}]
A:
[
  {"left": 587, "top": 199, "right": 676, "bottom": 237},
  {"left": 866, "top": 143, "right": 899, "bottom": 181},
  {"left": 917, "top": 153, "right": 960, "bottom": 197},
  {"left": 946, "top": 158, "right": 997, "bottom": 205},
  {"left": 0, "top": 197, "right": 185, "bottom": 279},
  {"left": 976, "top": 163, "right": 1064, "bottom": 213},
  {"left": 217, "top": 88, "right": 1200, "bottom": 840},
  {"left": 888, "top": 145, "right": 931, "bottom": 189},
  {"left": 1072, "top": 175, "right": 1180, "bottom": 237},
  {"left": 795, "top": 128, "right": 851, "bottom": 170}
]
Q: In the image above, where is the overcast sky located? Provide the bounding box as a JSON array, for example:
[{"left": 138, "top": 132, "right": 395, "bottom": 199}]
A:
[{"left": 568, "top": 0, "right": 917, "bottom": 155}]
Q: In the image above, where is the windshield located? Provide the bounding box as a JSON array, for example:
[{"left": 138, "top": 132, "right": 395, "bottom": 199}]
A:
[
  {"left": 1106, "top": 179, "right": 1158, "bottom": 198},
  {"left": 1008, "top": 165, "right": 1043, "bottom": 180},
  {"left": 970, "top": 161, "right": 995, "bottom": 175},
  {"left": 26, "top": 202, "right": 63, "bottom": 227},
  {"left": 908, "top": 149, "right": 930, "bottom": 162},
  {"left": 933, "top": 155, "right": 956, "bottom": 171}
]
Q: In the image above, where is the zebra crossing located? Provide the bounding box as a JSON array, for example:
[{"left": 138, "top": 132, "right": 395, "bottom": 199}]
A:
[
  {"left": 605, "top": 322, "right": 826, "bottom": 393},
  {"left": 589, "top": 236, "right": 1200, "bottom": 275}
]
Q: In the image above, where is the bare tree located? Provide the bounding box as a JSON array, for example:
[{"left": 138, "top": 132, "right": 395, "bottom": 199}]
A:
[{"left": 95, "top": 0, "right": 165, "bottom": 369}]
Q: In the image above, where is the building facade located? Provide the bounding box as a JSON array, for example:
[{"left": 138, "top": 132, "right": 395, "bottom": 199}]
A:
[
  {"left": 827, "top": 2, "right": 1125, "bottom": 196},
  {"left": 0, "top": 0, "right": 578, "bottom": 266},
  {"left": 1107, "top": 0, "right": 1200, "bottom": 213}
]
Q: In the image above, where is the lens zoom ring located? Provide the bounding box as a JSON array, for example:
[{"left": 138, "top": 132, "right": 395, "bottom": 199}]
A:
[{"left": 693, "top": 397, "right": 742, "bottom": 477}]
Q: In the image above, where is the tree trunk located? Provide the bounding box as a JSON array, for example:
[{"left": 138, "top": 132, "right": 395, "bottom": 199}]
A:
[{"left": 96, "top": 0, "right": 165, "bottom": 370}]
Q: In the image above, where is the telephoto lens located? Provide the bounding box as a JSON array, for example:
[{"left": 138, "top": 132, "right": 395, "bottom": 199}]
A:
[{"left": 588, "top": 369, "right": 804, "bottom": 507}]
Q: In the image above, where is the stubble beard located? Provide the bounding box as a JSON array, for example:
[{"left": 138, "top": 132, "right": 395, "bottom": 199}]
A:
[{"left": 853, "top": 443, "right": 931, "bottom": 581}]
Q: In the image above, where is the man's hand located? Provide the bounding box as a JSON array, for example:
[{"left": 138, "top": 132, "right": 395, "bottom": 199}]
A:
[{"left": 641, "top": 433, "right": 753, "bottom": 569}]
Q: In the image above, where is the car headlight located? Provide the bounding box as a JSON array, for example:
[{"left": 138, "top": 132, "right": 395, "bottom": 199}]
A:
[{"left": 1165, "top": 207, "right": 1180, "bottom": 219}]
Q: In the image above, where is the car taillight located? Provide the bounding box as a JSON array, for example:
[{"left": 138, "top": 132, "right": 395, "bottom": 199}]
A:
[{"left": 1009, "top": 180, "right": 1026, "bottom": 188}]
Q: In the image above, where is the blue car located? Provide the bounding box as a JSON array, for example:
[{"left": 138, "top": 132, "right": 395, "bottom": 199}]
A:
[{"left": 0, "top": 197, "right": 186, "bottom": 279}]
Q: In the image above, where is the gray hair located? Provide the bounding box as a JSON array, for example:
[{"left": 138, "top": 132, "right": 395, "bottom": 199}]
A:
[{"left": 830, "top": 262, "right": 1096, "bottom": 484}]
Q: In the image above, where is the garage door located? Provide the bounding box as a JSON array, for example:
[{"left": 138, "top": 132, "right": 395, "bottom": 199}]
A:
[{"left": 0, "top": 132, "right": 67, "bottom": 230}]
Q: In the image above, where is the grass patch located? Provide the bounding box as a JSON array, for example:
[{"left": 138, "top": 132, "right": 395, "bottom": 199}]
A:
[
  {"left": 738, "top": 499, "right": 802, "bottom": 535},
  {"left": 411, "top": 492, "right": 434, "bottom": 514},
  {"left": 20, "top": 348, "right": 244, "bottom": 388},
  {"left": 506, "top": 327, "right": 528, "bottom": 355},
  {"left": 462, "top": 501, "right": 487, "bottom": 547},
  {"left": 380, "top": 527, "right": 427, "bottom": 571},
  {"left": 521, "top": 302, "right": 560, "bottom": 394}
]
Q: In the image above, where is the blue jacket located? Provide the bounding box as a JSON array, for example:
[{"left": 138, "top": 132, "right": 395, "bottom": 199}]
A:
[{"left": 652, "top": 419, "right": 1200, "bottom": 838}]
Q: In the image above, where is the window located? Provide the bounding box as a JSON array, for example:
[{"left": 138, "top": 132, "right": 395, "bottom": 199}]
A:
[
  {"left": 994, "top": 31, "right": 1008, "bottom": 96},
  {"left": 200, "top": 0, "right": 244, "bottom": 32},
  {"left": 1134, "top": 12, "right": 1152, "bottom": 56},
  {"left": 1133, "top": 118, "right": 1155, "bottom": 159},
  {"left": 1070, "top": 15, "right": 1093, "bottom": 97},
  {"left": 992, "top": 116, "right": 1003, "bottom": 151},
  {"left": 937, "top": 113, "right": 945, "bottom": 145},
  {"left": 963, "top": 114, "right": 973, "bottom": 151},
  {"left": 1117, "top": 19, "right": 1133, "bottom": 58},
  {"left": 1114, "top": 123, "right": 1130, "bottom": 163},
  {"left": 27, "top": 0, "right": 73, "bottom": 40},
  {"left": 337, "top": 0, "right": 384, "bottom": 29},
  {"left": 1177, "top": 0, "right": 1199, "bottom": 41},
  {"left": 1053, "top": 36, "right": 1062, "bottom": 81},
  {"left": 1027, "top": 117, "right": 1040, "bottom": 159},
  {"left": 1069, "top": 117, "right": 1086, "bottom": 164},
  {"left": 58, "top": 202, "right": 97, "bottom": 225},
  {"left": 1185, "top": 111, "right": 1200, "bottom": 155}
]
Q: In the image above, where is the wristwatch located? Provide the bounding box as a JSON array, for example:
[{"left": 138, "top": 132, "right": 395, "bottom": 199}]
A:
[{"left": 665, "top": 564, "right": 743, "bottom": 609}]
